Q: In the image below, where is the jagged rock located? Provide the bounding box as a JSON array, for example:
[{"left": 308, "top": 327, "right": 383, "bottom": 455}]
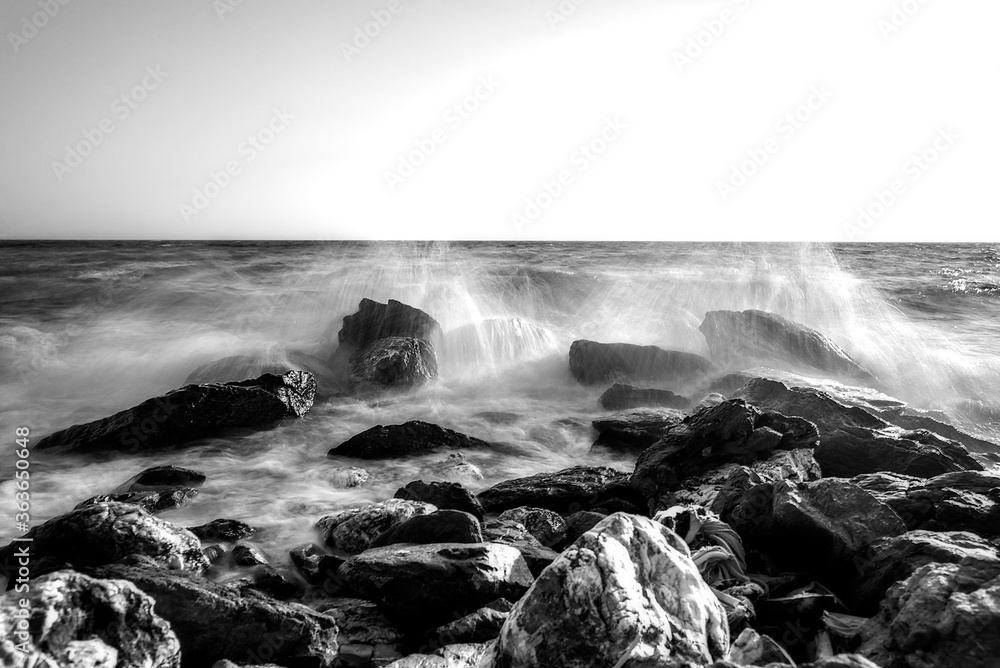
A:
[
  {"left": 385, "top": 643, "right": 492, "bottom": 668},
  {"left": 34, "top": 371, "right": 316, "bottom": 455},
  {"left": 0, "top": 502, "right": 208, "bottom": 582},
  {"left": 569, "top": 339, "right": 713, "bottom": 386},
  {"left": 331, "top": 467, "right": 372, "bottom": 489},
  {"left": 395, "top": 481, "right": 484, "bottom": 521},
  {"left": 370, "top": 510, "right": 483, "bottom": 548},
  {"left": 0, "top": 570, "right": 181, "bottom": 667},
  {"left": 477, "top": 465, "right": 643, "bottom": 514},
  {"left": 598, "top": 384, "right": 692, "bottom": 411},
  {"left": 889, "top": 410, "right": 1000, "bottom": 454},
  {"left": 329, "top": 421, "right": 490, "bottom": 459},
  {"left": 728, "top": 627, "right": 794, "bottom": 666},
  {"left": 429, "top": 606, "right": 509, "bottom": 648},
  {"left": 317, "top": 499, "right": 437, "bottom": 554},
  {"left": 591, "top": 408, "right": 685, "bottom": 454},
  {"left": 85, "top": 564, "right": 339, "bottom": 668},
  {"left": 188, "top": 519, "right": 257, "bottom": 543},
  {"left": 497, "top": 507, "right": 567, "bottom": 549},
  {"left": 733, "top": 378, "right": 983, "bottom": 478},
  {"left": 481, "top": 520, "right": 560, "bottom": 577},
  {"left": 427, "top": 453, "right": 485, "bottom": 482},
  {"left": 230, "top": 543, "right": 268, "bottom": 566},
  {"left": 290, "top": 544, "right": 344, "bottom": 586},
  {"left": 853, "top": 530, "right": 1000, "bottom": 613},
  {"left": 338, "top": 543, "right": 533, "bottom": 628},
  {"left": 859, "top": 561, "right": 1000, "bottom": 668},
  {"left": 699, "top": 309, "right": 873, "bottom": 381},
  {"left": 337, "top": 298, "right": 441, "bottom": 351},
  {"left": 314, "top": 597, "right": 405, "bottom": 667},
  {"left": 489, "top": 513, "right": 729, "bottom": 667},
  {"left": 563, "top": 511, "right": 607, "bottom": 546},
  {"left": 114, "top": 465, "right": 207, "bottom": 491},
  {"left": 75, "top": 487, "right": 199, "bottom": 514},
  {"left": 800, "top": 657, "right": 882, "bottom": 668},
  {"left": 350, "top": 336, "right": 439, "bottom": 392},
  {"left": 229, "top": 565, "right": 302, "bottom": 601}
]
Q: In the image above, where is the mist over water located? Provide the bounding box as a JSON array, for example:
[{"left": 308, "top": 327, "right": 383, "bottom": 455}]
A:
[{"left": 2, "top": 241, "right": 999, "bottom": 559}]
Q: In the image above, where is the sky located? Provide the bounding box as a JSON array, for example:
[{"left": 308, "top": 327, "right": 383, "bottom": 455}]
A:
[{"left": 0, "top": 0, "right": 997, "bottom": 241}]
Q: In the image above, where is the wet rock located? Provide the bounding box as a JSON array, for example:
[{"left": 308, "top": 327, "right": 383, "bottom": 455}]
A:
[
  {"left": 85, "top": 563, "right": 339, "bottom": 668},
  {"left": 314, "top": 597, "right": 405, "bottom": 667},
  {"left": 230, "top": 543, "right": 268, "bottom": 566},
  {"left": 481, "top": 519, "right": 559, "bottom": 576},
  {"left": 115, "top": 465, "right": 207, "bottom": 491},
  {"left": 890, "top": 410, "right": 1000, "bottom": 455},
  {"left": 859, "top": 561, "right": 1000, "bottom": 668},
  {"left": 591, "top": 408, "right": 685, "bottom": 454},
  {"left": 226, "top": 565, "right": 303, "bottom": 601},
  {"left": 0, "top": 570, "right": 181, "bottom": 667},
  {"left": 336, "top": 298, "right": 441, "bottom": 352},
  {"left": 0, "top": 502, "right": 208, "bottom": 581},
  {"left": 290, "top": 543, "right": 345, "bottom": 586},
  {"left": 395, "top": 481, "right": 484, "bottom": 521},
  {"left": 75, "top": 487, "right": 199, "bottom": 514},
  {"left": 204, "top": 544, "right": 229, "bottom": 565},
  {"left": 386, "top": 643, "right": 491, "bottom": 668},
  {"left": 800, "top": 656, "right": 882, "bottom": 668},
  {"left": 188, "top": 519, "right": 257, "bottom": 543},
  {"left": 338, "top": 543, "right": 533, "bottom": 628},
  {"left": 489, "top": 513, "right": 729, "bottom": 667},
  {"left": 428, "top": 453, "right": 484, "bottom": 482},
  {"left": 349, "top": 336, "right": 438, "bottom": 393},
  {"left": 693, "top": 392, "right": 728, "bottom": 412},
  {"left": 370, "top": 510, "right": 483, "bottom": 548},
  {"left": 34, "top": 370, "right": 317, "bottom": 455},
  {"left": 497, "top": 507, "right": 566, "bottom": 549},
  {"left": 429, "top": 606, "right": 509, "bottom": 648},
  {"left": 329, "top": 421, "right": 490, "bottom": 460},
  {"left": 477, "top": 465, "right": 643, "bottom": 515},
  {"left": 317, "top": 499, "right": 437, "bottom": 554},
  {"left": 569, "top": 339, "right": 713, "bottom": 386},
  {"left": 473, "top": 411, "right": 519, "bottom": 424},
  {"left": 184, "top": 351, "right": 339, "bottom": 399},
  {"left": 728, "top": 627, "right": 794, "bottom": 666},
  {"left": 699, "top": 309, "right": 873, "bottom": 381},
  {"left": 331, "top": 467, "right": 372, "bottom": 488},
  {"left": 598, "top": 383, "right": 692, "bottom": 411},
  {"left": 563, "top": 510, "right": 607, "bottom": 546}
]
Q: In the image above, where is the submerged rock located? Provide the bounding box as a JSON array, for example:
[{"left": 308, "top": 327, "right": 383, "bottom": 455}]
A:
[
  {"left": 75, "top": 487, "right": 199, "bottom": 514},
  {"left": 569, "top": 339, "right": 713, "bottom": 386},
  {"left": 34, "top": 370, "right": 316, "bottom": 455},
  {"left": 395, "top": 480, "right": 484, "bottom": 521},
  {"left": 477, "top": 465, "right": 644, "bottom": 515},
  {"left": 115, "top": 465, "right": 208, "bottom": 491},
  {"left": 330, "top": 466, "right": 372, "bottom": 489},
  {"left": 188, "top": 519, "right": 257, "bottom": 543},
  {"left": 317, "top": 499, "right": 437, "bottom": 554},
  {"left": 328, "top": 421, "right": 490, "bottom": 459},
  {"left": 350, "top": 336, "right": 439, "bottom": 392},
  {"left": 591, "top": 408, "right": 685, "bottom": 454},
  {"left": 598, "top": 383, "right": 692, "bottom": 411}
]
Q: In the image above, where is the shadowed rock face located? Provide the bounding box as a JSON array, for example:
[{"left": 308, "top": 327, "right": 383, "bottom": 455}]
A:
[
  {"left": 338, "top": 298, "right": 441, "bottom": 351},
  {"left": 33, "top": 370, "right": 316, "bottom": 455},
  {"left": 477, "top": 465, "right": 644, "bottom": 515},
  {"left": 597, "top": 384, "right": 692, "bottom": 411},
  {"left": 569, "top": 340, "right": 713, "bottom": 386},
  {"left": 349, "top": 336, "right": 438, "bottom": 391},
  {"left": 394, "top": 481, "right": 484, "bottom": 521},
  {"left": 328, "top": 421, "right": 490, "bottom": 459},
  {"left": 317, "top": 499, "right": 438, "bottom": 554},
  {"left": 699, "top": 309, "right": 874, "bottom": 382}
]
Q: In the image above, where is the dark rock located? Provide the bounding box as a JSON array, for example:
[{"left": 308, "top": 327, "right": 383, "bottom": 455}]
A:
[
  {"left": 497, "top": 507, "right": 566, "bottom": 549},
  {"left": 337, "top": 298, "right": 441, "bottom": 352},
  {"left": 329, "top": 421, "right": 490, "bottom": 460},
  {"left": 569, "top": 339, "right": 713, "bottom": 386},
  {"left": 480, "top": 520, "right": 567, "bottom": 577},
  {"left": 231, "top": 543, "right": 268, "bottom": 566},
  {"left": 598, "top": 383, "right": 691, "bottom": 411},
  {"left": 591, "top": 408, "right": 685, "bottom": 454},
  {"left": 563, "top": 510, "right": 607, "bottom": 546},
  {"left": 350, "top": 337, "right": 438, "bottom": 392},
  {"left": 185, "top": 351, "right": 339, "bottom": 399},
  {"left": 388, "top": 643, "right": 492, "bottom": 667},
  {"left": 728, "top": 627, "right": 794, "bottom": 666},
  {"left": 238, "top": 565, "right": 303, "bottom": 601},
  {"left": 317, "top": 499, "right": 437, "bottom": 554},
  {"left": 115, "top": 465, "right": 207, "bottom": 491},
  {"left": 889, "top": 410, "right": 1000, "bottom": 454},
  {"left": 370, "top": 510, "right": 483, "bottom": 548},
  {"left": 85, "top": 563, "right": 339, "bottom": 668},
  {"left": 188, "top": 519, "right": 257, "bottom": 543},
  {"left": 395, "top": 481, "right": 484, "bottom": 521},
  {"left": 338, "top": 543, "right": 534, "bottom": 628},
  {"left": 290, "top": 544, "right": 345, "bottom": 586},
  {"left": 428, "top": 606, "right": 508, "bottom": 648},
  {"left": 800, "top": 657, "right": 882, "bottom": 668},
  {"left": 477, "top": 465, "right": 643, "bottom": 515},
  {"left": 34, "top": 370, "right": 317, "bottom": 455},
  {"left": 314, "top": 597, "right": 405, "bottom": 665},
  {"left": 706, "top": 372, "right": 757, "bottom": 397},
  {"left": 473, "top": 411, "right": 519, "bottom": 424},
  {"left": 699, "top": 309, "right": 873, "bottom": 381},
  {"left": 204, "top": 544, "right": 229, "bottom": 564},
  {"left": 75, "top": 487, "right": 199, "bottom": 514}
]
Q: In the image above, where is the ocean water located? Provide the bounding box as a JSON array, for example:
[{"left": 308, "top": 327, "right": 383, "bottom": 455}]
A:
[{"left": 1, "top": 241, "right": 999, "bottom": 560}]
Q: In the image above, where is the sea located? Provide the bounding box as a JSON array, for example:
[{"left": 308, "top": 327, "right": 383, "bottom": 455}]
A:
[{"left": 1, "top": 241, "right": 999, "bottom": 559}]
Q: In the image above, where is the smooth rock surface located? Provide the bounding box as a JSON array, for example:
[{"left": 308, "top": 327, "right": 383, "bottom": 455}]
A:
[
  {"left": 395, "top": 480, "right": 484, "bottom": 521},
  {"left": 591, "top": 408, "right": 685, "bottom": 454},
  {"left": 477, "top": 465, "right": 642, "bottom": 514},
  {"left": 598, "top": 384, "right": 692, "bottom": 411},
  {"left": 317, "top": 499, "right": 437, "bottom": 554},
  {"left": 569, "top": 340, "right": 713, "bottom": 386},
  {"left": 370, "top": 510, "right": 483, "bottom": 548},
  {"left": 329, "top": 421, "right": 490, "bottom": 460},
  {"left": 350, "top": 336, "right": 439, "bottom": 392}
]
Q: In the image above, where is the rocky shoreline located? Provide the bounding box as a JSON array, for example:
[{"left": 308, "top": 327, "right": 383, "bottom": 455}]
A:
[{"left": 2, "top": 299, "right": 999, "bottom": 668}]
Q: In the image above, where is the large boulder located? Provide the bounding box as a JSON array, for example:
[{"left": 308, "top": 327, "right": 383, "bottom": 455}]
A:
[
  {"left": 0, "top": 570, "right": 181, "bottom": 667},
  {"left": 591, "top": 408, "right": 686, "bottom": 454},
  {"left": 85, "top": 564, "right": 340, "bottom": 668},
  {"left": 370, "top": 510, "right": 483, "bottom": 548},
  {"left": 497, "top": 507, "right": 566, "bottom": 549},
  {"left": 329, "top": 421, "right": 490, "bottom": 460},
  {"left": 350, "top": 336, "right": 438, "bottom": 392},
  {"left": 315, "top": 597, "right": 405, "bottom": 667},
  {"left": 487, "top": 513, "right": 729, "bottom": 667},
  {"left": 859, "top": 561, "right": 1000, "bottom": 668},
  {"left": 481, "top": 520, "right": 560, "bottom": 577},
  {"left": 316, "top": 499, "right": 437, "bottom": 554},
  {"left": 598, "top": 384, "right": 691, "bottom": 411},
  {"left": 34, "top": 370, "right": 316, "bottom": 454},
  {"left": 699, "top": 309, "right": 874, "bottom": 381},
  {"left": 337, "top": 298, "right": 441, "bottom": 351},
  {"left": 569, "top": 340, "right": 713, "bottom": 386},
  {"left": 733, "top": 378, "right": 983, "bottom": 478},
  {"left": 184, "top": 351, "right": 339, "bottom": 398},
  {"left": 394, "top": 481, "right": 484, "bottom": 521},
  {"left": 0, "top": 502, "right": 208, "bottom": 583},
  {"left": 338, "top": 543, "right": 534, "bottom": 628},
  {"left": 477, "top": 465, "right": 644, "bottom": 515}
]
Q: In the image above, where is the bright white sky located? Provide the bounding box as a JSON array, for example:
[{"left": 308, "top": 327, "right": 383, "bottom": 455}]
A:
[{"left": 0, "top": 0, "right": 997, "bottom": 240}]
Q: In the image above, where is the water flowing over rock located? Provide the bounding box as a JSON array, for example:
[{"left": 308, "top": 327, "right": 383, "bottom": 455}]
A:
[
  {"left": 350, "top": 336, "right": 439, "bottom": 392},
  {"left": 0, "top": 570, "right": 181, "bottom": 668},
  {"left": 569, "top": 340, "right": 714, "bottom": 386},
  {"left": 184, "top": 351, "right": 339, "bottom": 399},
  {"left": 488, "top": 513, "right": 730, "bottom": 668},
  {"left": 329, "top": 421, "right": 491, "bottom": 459},
  {"left": 699, "top": 309, "right": 874, "bottom": 381},
  {"left": 395, "top": 480, "right": 484, "bottom": 521},
  {"left": 75, "top": 487, "right": 199, "bottom": 514},
  {"left": 337, "top": 298, "right": 442, "bottom": 351},
  {"left": 591, "top": 408, "right": 686, "bottom": 454},
  {"left": 116, "top": 465, "right": 208, "bottom": 491},
  {"left": 370, "top": 510, "right": 484, "bottom": 548},
  {"left": 477, "top": 465, "right": 644, "bottom": 515},
  {"left": 188, "top": 518, "right": 257, "bottom": 543},
  {"left": 34, "top": 370, "right": 316, "bottom": 455},
  {"left": 598, "top": 384, "right": 692, "bottom": 411},
  {"left": 316, "top": 499, "right": 437, "bottom": 554}
]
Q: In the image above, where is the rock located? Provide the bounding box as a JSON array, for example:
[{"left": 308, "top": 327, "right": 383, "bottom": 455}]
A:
[
  {"left": 188, "top": 519, "right": 257, "bottom": 543},
  {"left": 699, "top": 309, "right": 873, "bottom": 381},
  {"left": 853, "top": 530, "right": 1000, "bottom": 613},
  {"left": 730, "top": 479, "right": 905, "bottom": 592},
  {"left": 314, "top": 597, "right": 405, "bottom": 666},
  {"left": 569, "top": 339, "right": 713, "bottom": 386},
  {"left": 290, "top": 544, "right": 345, "bottom": 586},
  {"left": 801, "top": 656, "right": 882, "bottom": 668},
  {"left": 591, "top": 408, "right": 686, "bottom": 454},
  {"left": 230, "top": 543, "right": 268, "bottom": 566},
  {"left": 733, "top": 378, "right": 983, "bottom": 478},
  {"left": 395, "top": 481, "right": 484, "bottom": 521},
  {"left": 75, "top": 487, "right": 199, "bottom": 514},
  {"left": 473, "top": 411, "right": 519, "bottom": 424},
  {"left": 428, "top": 453, "right": 484, "bottom": 482},
  {"left": 331, "top": 467, "right": 372, "bottom": 489},
  {"left": 728, "top": 627, "right": 794, "bottom": 666},
  {"left": 350, "top": 336, "right": 439, "bottom": 392},
  {"left": 338, "top": 543, "right": 533, "bottom": 628},
  {"left": 370, "top": 510, "right": 483, "bottom": 548},
  {"left": 889, "top": 410, "right": 1000, "bottom": 454},
  {"left": 385, "top": 643, "right": 491, "bottom": 668},
  {"left": 693, "top": 392, "right": 728, "bottom": 412},
  {"left": 563, "top": 511, "right": 607, "bottom": 546},
  {"left": 429, "top": 607, "right": 508, "bottom": 648},
  {"left": 204, "top": 544, "right": 229, "bottom": 565},
  {"left": 329, "top": 421, "right": 490, "bottom": 460},
  {"left": 481, "top": 519, "right": 560, "bottom": 577},
  {"left": 0, "top": 570, "right": 181, "bottom": 667},
  {"left": 497, "top": 507, "right": 567, "bottom": 549},
  {"left": 337, "top": 298, "right": 441, "bottom": 352},
  {"left": 85, "top": 563, "right": 339, "bottom": 668},
  {"left": 477, "top": 465, "right": 643, "bottom": 515},
  {"left": 0, "top": 502, "right": 208, "bottom": 581},
  {"left": 489, "top": 513, "right": 729, "bottom": 667},
  {"left": 598, "top": 384, "right": 692, "bottom": 411},
  {"left": 114, "top": 465, "right": 207, "bottom": 491},
  {"left": 859, "top": 561, "right": 1000, "bottom": 668},
  {"left": 34, "top": 370, "right": 317, "bottom": 455},
  {"left": 317, "top": 499, "right": 437, "bottom": 554}
]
